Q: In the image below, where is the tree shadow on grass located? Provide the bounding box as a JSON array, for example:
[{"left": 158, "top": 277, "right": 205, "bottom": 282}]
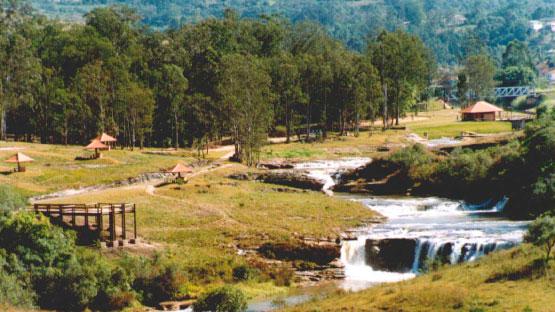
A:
[{"left": 486, "top": 258, "right": 549, "bottom": 283}]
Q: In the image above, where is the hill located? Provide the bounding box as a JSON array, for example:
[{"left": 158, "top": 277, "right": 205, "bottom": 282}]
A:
[{"left": 30, "top": 0, "right": 555, "bottom": 64}]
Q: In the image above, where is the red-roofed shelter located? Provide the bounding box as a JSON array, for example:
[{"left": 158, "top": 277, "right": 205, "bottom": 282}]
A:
[
  {"left": 5, "top": 152, "right": 34, "bottom": 172},
  {"left": 461, "top": 101, "right": 504, "bottom": 121},
  {"left": 166, "top": 163, "right": 193, "bottom": 178},
  {"left": 96, "top": 133, "right": 117, "bottom": 150},
  {"left": 85, "top": 139, "right": 109, "bottom": 158}
]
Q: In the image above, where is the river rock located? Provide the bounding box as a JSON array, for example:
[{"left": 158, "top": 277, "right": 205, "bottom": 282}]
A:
[
  {"left": 258, "top": 242, "right": 340, "bottom": 265},
  {"left": 365, "top": 238, "right": 417, "bottom": 272},
  {"left": 258, "top": 162, "right": 295, "bottom": 170},
  {"left": 256, "top": 171, "right": 324, "bottom": 191}
]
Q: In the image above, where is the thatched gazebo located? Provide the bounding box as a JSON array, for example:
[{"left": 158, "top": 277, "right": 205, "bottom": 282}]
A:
[
  {"left": 5, "top": 152, "right": 34, "bottom": 172},
  {"left": 85, "top": 139, "right": 109, "bottom": 159},
  {"left": 461, "top": 101, "right": 504, "bottom": 121},
  {"left": 96, "top": 133, "right": 117, "bottom": 150},
  {"left": 166, "top": 163, "right": 193, "bottom": 180}
]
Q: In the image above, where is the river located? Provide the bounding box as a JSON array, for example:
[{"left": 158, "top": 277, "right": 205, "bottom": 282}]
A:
[
  {"left": 340, "top": 196, "right": 529, "bottom": 291},
  {"left": 248, "top": 158, "right": 530, "bottom": 311}
]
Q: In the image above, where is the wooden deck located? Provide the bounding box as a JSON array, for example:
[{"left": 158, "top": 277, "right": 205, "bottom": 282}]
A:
[{"left": 33, "top": 203, "right": 137, "bottom": 246}]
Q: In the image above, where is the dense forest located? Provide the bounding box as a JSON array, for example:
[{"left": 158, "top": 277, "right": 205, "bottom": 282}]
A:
[
  {"left": 1, "top": 0, "right": 439, "bottom": 164},
  {"left": 30, "top": 0, "right": 555, "bottom": 64}
]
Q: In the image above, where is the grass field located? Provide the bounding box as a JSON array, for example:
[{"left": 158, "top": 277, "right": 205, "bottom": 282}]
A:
[
  {"left": 0, "top": 142, "right": 230, "bottom": 196},
  {"left": 40, "top": 164, "right": 376, "bottom": 293},
  {"left": 0, "top": 109, "right": 531, "bottom": 304},
  {"left": 284, "top": 245, "right": 555, "bottom": 312},
  {"left": 262, "top": 109, "right": 517, "bottom": 159}
]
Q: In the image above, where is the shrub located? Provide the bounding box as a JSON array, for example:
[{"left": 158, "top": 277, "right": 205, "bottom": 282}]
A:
[
  {"left": 0, "top": 213, "right": 134, "bottom": 311},
  {"left": 194, "top": 285, "right": 247, "bottom": 312},
  {"left": 270, "top": 125, "right": 287, "bottom": 138},
  {"left": 270, "top": 267, "right": 294, "bottom": 287},
  {"left": 133, "top": 263, "right": 188, "bottom": 306},
  {"left": 0, "top": 251, "right": 36, "bottom": 309},
  {"left": 525, "top": 215, "right": 555, "bottom": 263},
  {"left": 390, "top": 144, "right": 433, "bottom": 169},
  {"left": 0, "top": 185, "right": 27, "bottom": 214},
  {"left": 0, "top": 212, "right": 76, "bottom": 268},
  {"left": 232, "top": 264, "right": 259, "bottom": 281},
  {"left": 293, "top": 260, "right": 318, "bottom": 271}
]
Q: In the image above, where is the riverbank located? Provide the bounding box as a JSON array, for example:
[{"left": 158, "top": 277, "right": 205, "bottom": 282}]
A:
[{"left": 284, "top": 244, "right": 555, "bottom": 312}]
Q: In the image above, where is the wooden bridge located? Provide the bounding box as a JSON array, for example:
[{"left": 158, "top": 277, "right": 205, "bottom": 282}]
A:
[{"left": 33, "top": 203, "right": 137, "bottom": 247}]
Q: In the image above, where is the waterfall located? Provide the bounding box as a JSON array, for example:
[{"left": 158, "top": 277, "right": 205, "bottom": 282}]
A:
[
  {"left": 411, "top": 240, "right": 423, "bottom": 273},
  {"left": 338, "top": 196, "right": 529, "bottom": 290},
  {"left": 293, "top": 158, "right": 371, "bottom": 196}
]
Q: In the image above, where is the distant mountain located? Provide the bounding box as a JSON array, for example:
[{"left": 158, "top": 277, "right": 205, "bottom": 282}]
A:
[{"left": 30, "top": 0, "right": 555, "bottom": 64}]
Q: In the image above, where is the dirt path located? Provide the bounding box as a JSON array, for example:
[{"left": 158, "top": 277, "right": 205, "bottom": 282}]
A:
[
  {"left": 209, "top": 145, "right": 235, "bottom": 161},
  {"left": 32, "top": 160, "right": 235, "bottom": 203}
]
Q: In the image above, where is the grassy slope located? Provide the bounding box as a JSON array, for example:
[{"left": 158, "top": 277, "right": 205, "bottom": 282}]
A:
[
  {"left": 0, "top": 142, "right": 229, "bottom": 196},
  {"left": 262, "top": 109, "right": 515, "bottom": 160},
  {"left": 407, "top": 109, "right": 513, "bottom": 139},
  {"left": 284, "top": 245, "right": 555, "bottom": 312},
  {"left": 41, "top": 164, "right": 376, "bottom": 286}
]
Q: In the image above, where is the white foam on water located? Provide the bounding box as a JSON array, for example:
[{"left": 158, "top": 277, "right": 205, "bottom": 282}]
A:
[
  {"left": 339, "top": 196, "right": 529, "bottom": 290},
  {"left": 340, "top": 235, "right": 415, "bottom": 291},
  {"left": 294, "top": 158, "right": 371, "bottom": 195}
]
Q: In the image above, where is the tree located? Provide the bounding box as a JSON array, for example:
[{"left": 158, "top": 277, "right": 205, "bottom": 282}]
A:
[
  {"left": 457, "top": 72, "right": 469, "bottom": 106},
  {"left": 218, "top": 54, "right": 272, "bottom": 166},
  {"left": 74, "top": 61, "right": 109, "bottom": 139},
  {"left": 269, "top": 52, "right": 306, "bottom": 143},
  {"left": 123, "top": 82, "right": 154, "bottom": 150},
  {"left": 368, "top": 30, "right": 434, "bottom": 126},
  {"left": 525, "top": 215, "right": 555, "bottom": 263},
  {"left": 502, "top": 40, "right": 533, "bottom": 70},
  {"left": 157, "top": 65, "right": 188, "bottom": 149},
  {"left": 497, "top": 41, "right": 536, "bottom": 87},
  {"left": 194, "top": 286, "right": 247, "bottom": 312},
  {"left": 463, "top": 54, "right": 496, "bottom": 100}
]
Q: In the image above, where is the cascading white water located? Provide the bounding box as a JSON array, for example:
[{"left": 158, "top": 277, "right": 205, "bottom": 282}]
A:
[
  {"left": 293, "top": 158, "right": 370, "bottom": 195},
  {"left": 339, "top": 196, "right": 529, "bottom": 290},
  {"left": 287, "top": 159, "right": 528, "bottom": 292}
]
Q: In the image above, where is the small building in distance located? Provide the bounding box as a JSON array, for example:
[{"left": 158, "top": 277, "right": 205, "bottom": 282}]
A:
[{"left": 461, "top": 101, "right": 504, "bottom": 121}]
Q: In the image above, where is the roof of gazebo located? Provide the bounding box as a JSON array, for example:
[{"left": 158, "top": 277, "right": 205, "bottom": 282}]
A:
[
  {"left": 85, "top": 139, "right": 109, "bottom": 150},
  {"left": 97, "top": 133, "right": 117, "bottom": 143},
  {"left": 167, "top": 163, "right": 193, "bottom": 174},
  {"left": 461, "top": 101, "right": 503, "bottom": 114},
  {"left": 5, "top": 152, "right": 34, "bottom": 163}
]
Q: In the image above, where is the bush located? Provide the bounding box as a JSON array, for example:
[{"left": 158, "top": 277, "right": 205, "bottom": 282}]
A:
[
  {"left": 133, "top": 262, "right": 188, "bottom": 306},
  {"left": 0, "top": 185, "right": 27, "bottom": 214},
  {"left": 270, "top": 125, "right": 287, "bottom": 138},
  {"left": 232, "top": 264, "right": 259, "bottom": 281},
  {"left": 0, "top": 212, "right": 76, "bottom": 268},
  {"left": 0, "top": 212, "right": 134, "bottom": 311},
  {"left": 390, "top": 144, "right": 433, "bottom": 170},
  {"left": 525, "top": 215, "right": 555, "bottom": 263},
  {"left": 270, "top": 267, "right": 294, "bottom": 287},
  {"left": 194, "top": 285, "right": 247, "bottom": 312},
  {"left": 0, "top": 251, "right": 36, "bottom": 309}
]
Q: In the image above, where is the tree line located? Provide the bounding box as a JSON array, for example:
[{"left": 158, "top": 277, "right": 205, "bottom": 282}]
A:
[
  {"left": 31, "top": 0, "right": 555, "bottom": 65},
  {"left": 1, "top": 2, "right": 435, "bottom": 164}
]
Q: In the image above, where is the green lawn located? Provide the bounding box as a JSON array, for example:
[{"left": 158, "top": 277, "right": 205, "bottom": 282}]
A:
[
  {"left": 410, "top": 121, "right": 513, "bottom": 139},
  {"left": 0, "top": 141, "right": 228, "bottom": 196},
  {"left": 284, "top": 245, "right": 555, "bottom": 312},
  {"left": 42, "top": 164, "right": 376, "bottom": 294}
]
